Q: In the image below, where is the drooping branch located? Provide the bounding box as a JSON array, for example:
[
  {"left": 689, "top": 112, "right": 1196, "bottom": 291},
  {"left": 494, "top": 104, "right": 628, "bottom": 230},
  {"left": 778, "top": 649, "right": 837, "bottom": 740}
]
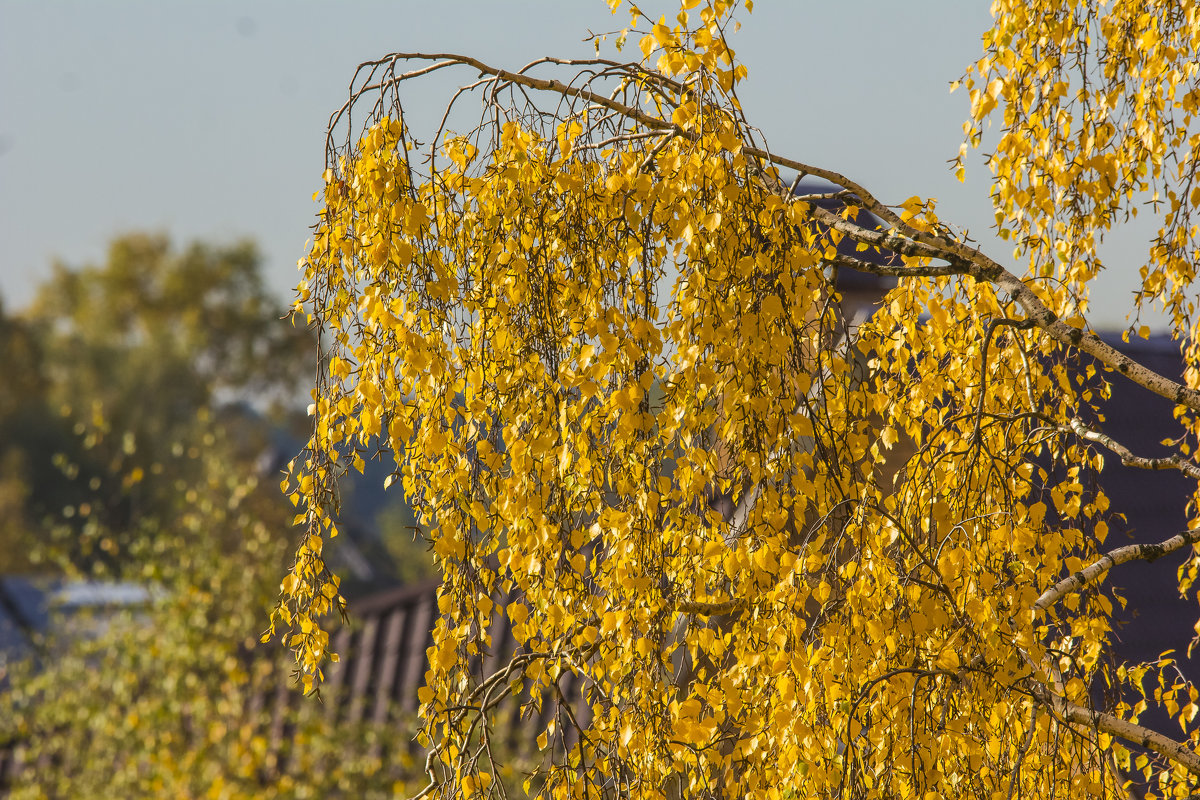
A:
[
  {"left": 1009, "top": 632, "right": 1200, "bottom": 780},
  {"left": 801, "top": 202, "right": 1200, "bottom": 413},
  {"left": 947, "top": 248, "right": 1200, "bottom": 414},
  {"left": 1034, "top": 527, "right": 1200, "bottom": 614},
  {"left": 326, "top": 50, "right": 1200, "bottom": 414},
  {"left": 1032, "top": 683, "right": 1200, "bottom": 778},
  {"left": 331, "top": 52, "right": 903, "bottom": 235},
  {"left": 328, "top": 52, "right": 682, "bottom": 162},
  {"left": 1065, "top": 417, "right": 1200, "bottom": 480}
]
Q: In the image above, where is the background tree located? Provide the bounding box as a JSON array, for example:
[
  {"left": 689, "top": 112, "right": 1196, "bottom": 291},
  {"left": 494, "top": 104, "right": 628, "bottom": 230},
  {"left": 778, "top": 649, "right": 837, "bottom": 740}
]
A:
[
  {"left": 277, "top": 0, "right": 1200, "bottom": 797},
  {"left": 0, "top": 233, "right": 313, "bottom": 574},
  {"left": 0, "top": 301, "right": 50, "bottom": 573}
]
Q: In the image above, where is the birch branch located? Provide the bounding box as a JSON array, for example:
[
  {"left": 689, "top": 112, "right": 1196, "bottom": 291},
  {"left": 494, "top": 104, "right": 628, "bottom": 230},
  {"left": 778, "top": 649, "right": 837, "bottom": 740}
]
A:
[
  {"left": 1034, "top": 528, "right": 1200, "bottom": 614},
  {"left": 1031, "top": 682, "right": 1200, "bottom": 778},
  {"left": 801, "top": 203, "right": 1200, "bottom": 413},
  {"left": 1066, "top": 417, "right": 1200, "bottom": 480}
]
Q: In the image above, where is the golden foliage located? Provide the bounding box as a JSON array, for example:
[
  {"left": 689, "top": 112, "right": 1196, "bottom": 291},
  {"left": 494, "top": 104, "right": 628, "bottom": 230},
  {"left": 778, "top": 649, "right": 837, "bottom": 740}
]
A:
[{"left": 277, "top": 1, "right": 1200, "bottom": 797}]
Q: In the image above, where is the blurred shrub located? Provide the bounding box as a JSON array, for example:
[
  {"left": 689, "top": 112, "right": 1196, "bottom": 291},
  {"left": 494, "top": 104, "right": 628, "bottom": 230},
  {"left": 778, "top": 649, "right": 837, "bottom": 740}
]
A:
[{"left": 1, "top": 431, "right": 427, "bottom": 798}]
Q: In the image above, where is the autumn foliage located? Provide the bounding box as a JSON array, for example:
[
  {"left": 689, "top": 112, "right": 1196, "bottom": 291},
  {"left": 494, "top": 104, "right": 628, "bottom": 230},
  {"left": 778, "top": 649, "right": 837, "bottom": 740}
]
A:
[{"left": 277, "top": 1, "right": 1200, "bottom": 797}]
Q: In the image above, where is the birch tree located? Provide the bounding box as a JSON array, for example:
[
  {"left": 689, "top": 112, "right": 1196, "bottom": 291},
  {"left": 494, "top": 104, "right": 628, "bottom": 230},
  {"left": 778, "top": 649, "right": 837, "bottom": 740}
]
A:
[{"left": 272, "top": 1, "right": 1200, "bottom": 797}]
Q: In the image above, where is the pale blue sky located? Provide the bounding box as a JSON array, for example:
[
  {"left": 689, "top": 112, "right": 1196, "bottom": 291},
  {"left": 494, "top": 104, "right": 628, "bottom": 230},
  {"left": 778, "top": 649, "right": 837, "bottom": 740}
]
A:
[{"left": 0, "top": 1, "right": 1151, "bottom": 326}]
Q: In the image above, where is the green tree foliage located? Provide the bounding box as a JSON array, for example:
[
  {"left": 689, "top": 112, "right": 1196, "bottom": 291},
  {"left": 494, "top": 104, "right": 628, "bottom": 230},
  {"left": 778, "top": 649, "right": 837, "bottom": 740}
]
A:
[
  {"left": 0, "top": 233, "right": 311, "bottom": 574},
  {"left": 1, "top": 432, "right": 427, "bottom": 799},
  {"left": 0, "top": 302, "right": 48, "bottom": 572},
  {"left": 29, "top": 233, "right": 308, "bottom": 419}
]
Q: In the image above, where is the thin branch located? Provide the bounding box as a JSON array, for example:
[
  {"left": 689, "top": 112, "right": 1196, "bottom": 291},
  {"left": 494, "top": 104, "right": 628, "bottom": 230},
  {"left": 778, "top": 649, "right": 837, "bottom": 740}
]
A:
[
  {"left": 1066, "top": 417, "right": 1200, "bottom": 480},
  {"left": 972, "top": 317, "right": 1039, "bottom": 444},
  {"left": 825, "top": 253, "right": 962, "bottom": 278},
  {"left": 1005, "top": 709, "right": 1040, "bottom": 800},
  {"left": 1034, "top": 527, "right": 1200, "bottom": 614}
]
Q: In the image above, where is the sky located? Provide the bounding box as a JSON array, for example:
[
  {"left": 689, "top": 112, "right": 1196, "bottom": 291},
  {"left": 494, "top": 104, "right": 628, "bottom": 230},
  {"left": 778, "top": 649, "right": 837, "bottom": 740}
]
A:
[{"left": 0, "top": 1, "right": 1153, "bottom": 327}]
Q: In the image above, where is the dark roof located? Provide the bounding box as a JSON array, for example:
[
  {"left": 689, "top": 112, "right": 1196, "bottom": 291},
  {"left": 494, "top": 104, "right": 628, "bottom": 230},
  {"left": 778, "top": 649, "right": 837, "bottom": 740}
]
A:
[{"left": 792, "top": 178, "right": 899, "bottom": 296}]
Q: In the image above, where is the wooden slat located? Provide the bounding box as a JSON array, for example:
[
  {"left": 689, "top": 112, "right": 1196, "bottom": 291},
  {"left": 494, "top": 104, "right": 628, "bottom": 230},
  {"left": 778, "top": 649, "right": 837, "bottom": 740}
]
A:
[
  {"left": 373, "top": 607, "right": 407, "bottom": 726},
  {"left": 348, "top": 616, "right": 379, "bottom": 723},
  {"left": 399, "top": 592, "right": 434, "bottom": 714}
]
